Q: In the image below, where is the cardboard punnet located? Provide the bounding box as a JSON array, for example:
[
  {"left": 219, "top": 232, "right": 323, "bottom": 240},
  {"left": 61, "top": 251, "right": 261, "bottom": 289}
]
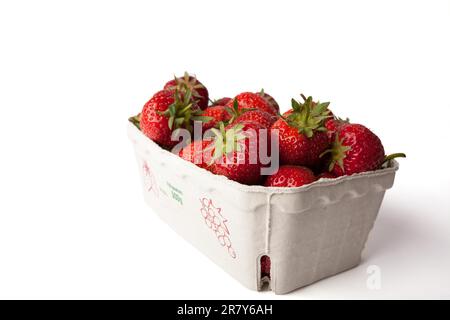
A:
[{"left": 128, "top": 122, "right": 399, "bottom": 294}]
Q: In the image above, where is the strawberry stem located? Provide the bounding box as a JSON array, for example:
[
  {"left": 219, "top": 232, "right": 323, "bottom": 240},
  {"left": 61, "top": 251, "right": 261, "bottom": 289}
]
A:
[{"left": 382, "top": 153, "right": 406, "bottom": 165}]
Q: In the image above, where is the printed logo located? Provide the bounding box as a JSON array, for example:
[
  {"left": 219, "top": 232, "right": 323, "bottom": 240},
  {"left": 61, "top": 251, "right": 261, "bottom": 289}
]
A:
[
  {"left": 143, "top": 162, "right": 159, "bottom": 198},
  {"left": 199, "top": 197, "right": 236, "bottom": 259},
  {"left": 167, "top": 182, "right": 183, "bottom": 205}
]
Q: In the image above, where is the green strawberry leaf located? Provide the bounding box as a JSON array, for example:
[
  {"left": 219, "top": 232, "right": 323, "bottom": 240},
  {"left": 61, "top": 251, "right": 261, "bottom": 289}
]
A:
[
  {"left": 191, "top": 116, "right": 213, "bottom": 122},
  {"left": 168, "top": 116, "right": 175, "bottom": 130},
  {"left": 129, "top": 114, "right": 141, "bottom": 130}
]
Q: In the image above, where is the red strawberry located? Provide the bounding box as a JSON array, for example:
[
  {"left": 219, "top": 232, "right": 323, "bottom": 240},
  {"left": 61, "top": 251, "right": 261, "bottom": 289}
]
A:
[
  {"left": 140, "top": 90, "right": 176, "bottom": 148},
  {"left": 264, "top": 165, "right": 316, "bottom": 187},
  {"left": 271, "top": 95, "right": 332, "bottom": 166},
  {"left": 257, "top": 89, "right": 279, "bottom": 113},
  {"left": 209, "top": 121, "right": 267, "bottom": 185},
  {"left": 324, "top": 116, "right": 349, "bottom": 142},
  {"left": 164, "top": 72, "right": 209, "bottom": 110},
  {"left": 234, "top": 110, "right": 278, "bottom": 129},
  {"left": 200, "top": 105, "right": 232, "bottom": 130},
  {"left": 260, "top": 255, "right": 271, "bottom": 279},
  {"left": 227, "top": 92, "right": 278, "bottom": 116},
  {"left": 211, "top": 97, "right": 232, "bottom": 107},
  {"left": 178, "top": 140, "right": 214, "bottom": 170},
  {"left": 324, "top": 118, "right": 339, "bottom": 139},
  {"left": 325, "top": 123, "right": 386, "bottom": 176},
  {"left": 200, "top": 102, "right": 277, "bottom": 131},
  {"left": 140, "top": 89, "right": 202, "bottom": 149},
  {"left": 317, "top": 171, "right": 336, "bottom": 179}
]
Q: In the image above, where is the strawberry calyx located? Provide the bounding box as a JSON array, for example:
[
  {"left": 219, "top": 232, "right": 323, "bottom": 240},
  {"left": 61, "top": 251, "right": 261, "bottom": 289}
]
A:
[
  {"left": 257, "top": 88, "right": 267, "bottom": 98},
  {"left": 338, "top": 117, "right": 350, "bottom": 123},
  {"left": 285, "top": 94, "right": 332, "bottom": 138},
  {"left": 166, "top": 71, "right": 206, "bottom": 101},
  {"left": 224, "top": 99, "right": 256, "bottom": 125},
  {"left": 207, "top": 122, "right": 247, "bottom": 165},
  {"left": 129, "top": 113, "right": 141, "bottom": 130},
  {"left": 159, "top": 87, "right": 211, "bottom": 132},
  {"left": 321, "top": 135, "right": 351, "bottom": 172},
  {"left": 332, "top": 116, "right": 350, "bottom": 124}
]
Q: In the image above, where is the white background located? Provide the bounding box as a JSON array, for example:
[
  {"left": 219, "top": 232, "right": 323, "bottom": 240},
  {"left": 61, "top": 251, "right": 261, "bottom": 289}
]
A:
[{"left": 1, "top": 0, "right": 449, "bottom": 299}]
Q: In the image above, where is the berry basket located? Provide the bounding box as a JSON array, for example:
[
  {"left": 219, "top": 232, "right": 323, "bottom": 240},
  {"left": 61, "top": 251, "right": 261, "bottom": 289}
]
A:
[{"left": 128, "top": 121, "right": 399, "bottom": 294}]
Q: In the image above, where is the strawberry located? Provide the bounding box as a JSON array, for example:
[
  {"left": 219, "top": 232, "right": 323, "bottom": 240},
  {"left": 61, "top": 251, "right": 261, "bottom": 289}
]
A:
[
  {"left": 178, "top": 140, "right": 214, "bottom": 170},
  {"left": 211, "top": 97, "right": 232, "bottom": 107},
  {"left": 257, "top": 89, "right": 279, "bottom": 113},
  {"left": 140, "top": 89, "right": 204, "bottom": 149},
  {"left": 324, "top": 116, "right": 349, "bottom": 143},
  {"left": 324, "top": 123, "right": 387, "bottom": 176},
  {"left": 140, "top": 90, "right": 176, "bottom": 148},
  {"left": 226, "top": 92, "right": 278, "bottom": 116},
  {"left": 260, "top": 255, "right": 271, "bottom": 279},
  {"left": 208, "top": 121, "right": 267, "bottom": 185},
  {"left": 271, "top": 95, "right": 332, "bottom": 166},
  {"left": 234, "top": 110, "right": 278, "bottom": 129},
  {"left": 164, "top": 72, "right": 209, "bottom": 110},
  {"left": 200, "top": 105, "right": 232, "bottom": 130},
  {"left": 324, "top": 118, "right": 339, "bottom": 140},
  {"left": 201, "top": 101, "right": 277, "bottom": 131},
  {"left": 264, "top": 165, "right": 316, "bottom": 187}
]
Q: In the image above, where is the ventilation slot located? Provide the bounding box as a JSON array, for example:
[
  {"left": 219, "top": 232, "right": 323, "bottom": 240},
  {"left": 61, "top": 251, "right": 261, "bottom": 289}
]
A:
[{"left": 260, "top": 255, "right": 271, "bottom": 289}]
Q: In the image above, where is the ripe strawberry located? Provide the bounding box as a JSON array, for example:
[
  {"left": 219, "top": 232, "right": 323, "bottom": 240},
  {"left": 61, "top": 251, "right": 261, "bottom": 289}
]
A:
[
  {"left": 200, "top": 101, "right": 276, "bottom": 131},
  {"left": 140, "top": 90, "right": 176, "bottom": 148},
  {"left": 178, "top": 140, "right": 214, "bottom": 170},
  {"left": 200, "top": 105, "right": 232, "bottom": 130},
  {"left": 260, "top": 255, "right": 271, "bottom": 279},
  {"left": 234, "top": 110, "right": 278, "bottom": 129},
  {"left": 271, "top": 95, "right": 332, "bottom": 166},
  {"left": 140, "top": 89, "right": 203, "bottom": 149},
  {"left": 257, "top": 89, "right": 279, "bottom": 113},
  {"left": 324, "top": 118, "right": 339, "bottom": 139},
  {"left": 226, "top": 92, "right": 278, "bottom": 116},
  {"left": 325, "top": 123, "right": 386, "bottom": 176},
  {"left": 264, "top": 165, "right": 316, "bottom": 187},
  {"left": 208, "top": 121, "right": 267, "bottom": 185},
  {"left": 324, "top": 116, "right": 348, "bottom": 142},
  {"left": 211, "top": 97, "right": 232, "bottom": 107},
  {"left": 164, "top": 72, "right": 209, "bottom": 110}
]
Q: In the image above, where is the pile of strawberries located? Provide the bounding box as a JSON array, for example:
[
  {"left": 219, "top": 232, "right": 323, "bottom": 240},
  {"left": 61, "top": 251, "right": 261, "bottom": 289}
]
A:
[{"left": 130, "top": 72, "right": 404, "bottom": 187}]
